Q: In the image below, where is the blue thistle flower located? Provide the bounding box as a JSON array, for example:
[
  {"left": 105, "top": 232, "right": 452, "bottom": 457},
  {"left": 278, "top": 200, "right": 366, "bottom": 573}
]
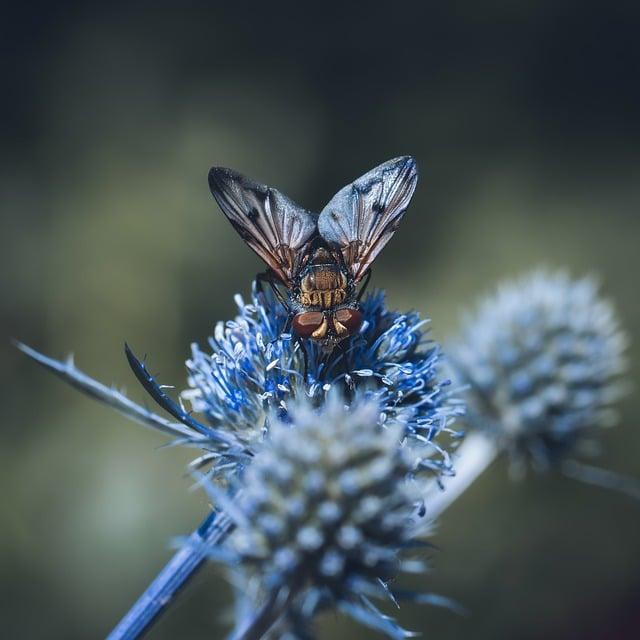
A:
[
  {"left": 449, "top": 269, "right": 628, "bottom": 472},
  {"left": 17, "top": 282, "right": 460, "bottom": 639},
  {"left": 182, "top": 284, "right": 461, "bottom": 479},
  {"left": 214, "top": 393, "right": 446, "bottom": 640}
]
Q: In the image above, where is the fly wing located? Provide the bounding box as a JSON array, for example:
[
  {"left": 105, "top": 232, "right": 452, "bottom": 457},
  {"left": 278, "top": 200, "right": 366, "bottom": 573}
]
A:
[
  {"left": 209, "top": 167, "right": 317, "bottom": 285},
  {"left": 317, "top": 156, "right": 417, "bottom": 282}
]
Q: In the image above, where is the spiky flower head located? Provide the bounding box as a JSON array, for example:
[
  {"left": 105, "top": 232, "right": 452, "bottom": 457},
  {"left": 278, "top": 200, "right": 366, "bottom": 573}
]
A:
[
  {"left": 449, "top": 269, "right": 627, "bottom": 471},
  {"left": 221, "top": 394, "right": 433, "bottom": 639},
  {"left": 181, "top": 284, "right": 461, "bottom": 479}
]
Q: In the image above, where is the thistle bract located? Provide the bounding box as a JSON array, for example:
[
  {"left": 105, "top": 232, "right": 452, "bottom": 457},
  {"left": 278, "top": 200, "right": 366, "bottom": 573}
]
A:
[
  {"left": 450, "top": 270, "right": 627, "bottom": 471},
  {"left": 182, "top": 284, "right": 460, "bottom": 479}
]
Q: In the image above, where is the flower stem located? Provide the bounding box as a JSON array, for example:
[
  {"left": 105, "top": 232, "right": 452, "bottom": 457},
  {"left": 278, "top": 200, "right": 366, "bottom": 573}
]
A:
[
  {"left": 424, "top": 432, "right": 499, "bottom": 520},
  {"left": 106, "top": 509, "right": 234, "bottom": 640}
]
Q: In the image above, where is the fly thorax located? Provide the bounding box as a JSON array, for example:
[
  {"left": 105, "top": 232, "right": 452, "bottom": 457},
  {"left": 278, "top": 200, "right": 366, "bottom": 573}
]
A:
[{"left": 299, "top": 265, "right": 348, "bottom": 308}]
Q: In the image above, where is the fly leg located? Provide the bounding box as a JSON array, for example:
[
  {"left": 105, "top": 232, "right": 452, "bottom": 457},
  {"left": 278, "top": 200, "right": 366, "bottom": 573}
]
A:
[
  {"left": 254, "top": 271, "right": 310, "bottom": 379},
  {"left": 356, "top": 268, "right": 372, "bottom": 302},
  {"left": 255, "top": 270, "right": 291, "bottom": 312},
  {"left": 280, "top": 309, "right": 308, "bottom": 380},
  {"left": 255, "top": 270, "right": 294, "bottom": 337},
  {"left": 281, "top": 311, "right": 294, "bottom": 334},
  {"left": 255, "top": 271, "right": 306, "bottom": 376}
]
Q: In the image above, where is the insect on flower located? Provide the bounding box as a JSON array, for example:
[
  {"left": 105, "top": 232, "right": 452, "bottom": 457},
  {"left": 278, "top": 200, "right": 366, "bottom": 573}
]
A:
[{"left": 209, "top": 156, "right": 418, "bottom": 358}]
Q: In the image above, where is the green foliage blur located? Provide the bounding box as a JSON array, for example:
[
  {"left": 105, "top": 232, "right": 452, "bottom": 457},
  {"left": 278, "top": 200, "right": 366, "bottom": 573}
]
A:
[{"left": 2, "top": 2, "right": 639, "bottom": 638}]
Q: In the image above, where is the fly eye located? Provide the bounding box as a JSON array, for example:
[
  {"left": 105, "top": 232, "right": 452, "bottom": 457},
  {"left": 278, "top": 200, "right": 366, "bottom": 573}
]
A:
[
  {"left": 334, "top": 308, "right": 364, "bottom": 334},
  {"left": 292, "top": 312, "right": 325, "bottom": 338}
]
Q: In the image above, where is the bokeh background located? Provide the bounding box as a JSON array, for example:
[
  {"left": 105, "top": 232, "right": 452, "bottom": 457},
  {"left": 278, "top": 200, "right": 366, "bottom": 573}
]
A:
[{"left": 2, "top": 1, "right": 640, "bottom": 638}]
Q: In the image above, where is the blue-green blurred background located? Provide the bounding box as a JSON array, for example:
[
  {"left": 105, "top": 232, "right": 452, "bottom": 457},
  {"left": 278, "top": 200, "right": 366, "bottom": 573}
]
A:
[{"left": 2, "top": 1, "right": 640, "bottom": 638}]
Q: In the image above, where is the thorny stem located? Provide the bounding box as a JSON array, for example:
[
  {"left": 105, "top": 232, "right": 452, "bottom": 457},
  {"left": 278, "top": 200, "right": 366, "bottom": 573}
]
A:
[
  {"left": 423, "top": 431, "right": 640, "bottom": 522},
  {"left": 107, "top": 509, "right": 235, "bottom": 640},
  {"left": 423, "top": 432, "right": 500, "bottom": 520}
]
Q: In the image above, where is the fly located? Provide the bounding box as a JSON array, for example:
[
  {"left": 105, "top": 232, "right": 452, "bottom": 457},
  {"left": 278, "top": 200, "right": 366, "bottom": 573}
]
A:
[{"left": 208, "top": 156, "right": 418, "bottom": 361}]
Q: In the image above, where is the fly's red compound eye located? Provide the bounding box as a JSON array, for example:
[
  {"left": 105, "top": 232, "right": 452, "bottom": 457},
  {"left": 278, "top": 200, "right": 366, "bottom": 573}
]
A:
[
  {"left": 334, "top": 308, "right": 364, "bottom": 336},
  {"left": 292, "top": 312, "right": 325, "bottom": 338}
]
